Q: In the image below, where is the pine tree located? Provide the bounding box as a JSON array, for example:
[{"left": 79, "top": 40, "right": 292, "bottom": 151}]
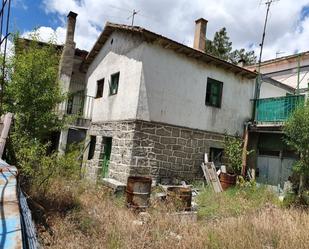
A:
[
  {"left": 206, "top": 27, "right": 232, "bottom": 61},
  {"left": 229, "top": 48, "right": 257, "bottom": 65},
  {"left": 206, "top": 27, "right": 256, "bottom": 66}
]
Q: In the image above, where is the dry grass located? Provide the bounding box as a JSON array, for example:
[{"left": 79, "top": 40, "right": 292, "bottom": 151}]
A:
[
  {"left": 33, "top": 180, "right": 309, "bottom": 249},
  {"left": 197, "top": 185, "right": 279, "bottom": 219}
]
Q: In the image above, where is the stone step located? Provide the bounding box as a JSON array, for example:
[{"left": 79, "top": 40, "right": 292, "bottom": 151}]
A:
[{"left": 101, "top": 178, "right": 126, "bottom": 195}]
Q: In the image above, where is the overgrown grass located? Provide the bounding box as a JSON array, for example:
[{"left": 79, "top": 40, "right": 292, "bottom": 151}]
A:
[
  {"left": 35, "top": 179, "right": 309, "bottom": 249},
  {"left": 197, "top": 185, "right": 279, "bottom": 219}
]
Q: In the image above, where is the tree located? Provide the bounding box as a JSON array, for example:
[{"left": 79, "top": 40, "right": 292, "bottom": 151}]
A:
[
  {"left": 206, "top": 27, "right": 232, "bottom": 62},
  {"left": 206, "top": 27, "right": 256, "bottom": 66},
  {"left": 223, "top": 135, "right": 243, "bottom": 175},
  {"left": 284, "top": 100, "right": 309, "bottom": 193},
  {"left": 3, "top": 34, "right": 81, "bottom": 191},
  {"left": 5, "top": 34, "right": 65, "bottom": 143},
  {"left": 229, "top": 48, "right": 257, "bottom": 65}
]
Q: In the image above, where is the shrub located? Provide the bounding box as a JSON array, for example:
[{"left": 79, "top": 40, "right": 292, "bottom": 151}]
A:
[
  {"left": 14, "top": 135, "right": 81, "bottom": 193},
  {"left": 223, "top": 135, "right": 243, "bottom": 174}
]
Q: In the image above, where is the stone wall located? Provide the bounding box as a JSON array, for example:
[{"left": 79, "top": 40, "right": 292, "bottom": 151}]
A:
[
  {"left": 83, "top": 120, "right": 225, "bottom": 183},
  {"left": 134, "top": 121, "right": 224, "bottom": 183},
  {"left": 84, "top": 121, "right": 137, "bottom": 183}
]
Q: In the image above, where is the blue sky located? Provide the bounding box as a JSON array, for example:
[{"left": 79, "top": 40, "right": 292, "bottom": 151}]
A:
[
  {"left": 9, "top": 0, "right": 309, "bottom": 60},
  {"left": 301, "top": 5, "right": 309, "bottom": 21},
  {"left": 12, "top": 0, "right": 60, "bottom": 33}
]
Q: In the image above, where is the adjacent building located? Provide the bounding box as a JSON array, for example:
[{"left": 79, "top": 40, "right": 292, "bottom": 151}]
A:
[
  {"left": 57, "top": 12, "right": 93, "bottom": 154},
  {"left": 246, "top": 54, "right": 308, "bottom": 188}
]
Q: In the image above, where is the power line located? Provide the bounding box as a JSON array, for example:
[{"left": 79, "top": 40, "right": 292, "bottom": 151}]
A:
[{"left": 107, "top": 4, "right": 132, "bottom": 13}]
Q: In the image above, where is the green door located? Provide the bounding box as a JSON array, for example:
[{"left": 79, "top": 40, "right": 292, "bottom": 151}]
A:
[{"left": 102, "top": 137, "right": 112, "bottom": 178}]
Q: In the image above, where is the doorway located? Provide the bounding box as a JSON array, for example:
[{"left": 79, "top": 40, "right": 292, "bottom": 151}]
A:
[
  {"left": 101, "top": 137, "right": 112, "bottom": 178},
  {"left": 257, "top": 151, "right": 295, "bottom": 188}
]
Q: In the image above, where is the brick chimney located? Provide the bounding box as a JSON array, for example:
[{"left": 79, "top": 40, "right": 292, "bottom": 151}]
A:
[
  {"left": 58, "top": 11, "right": 78, "bottom": 154},
  {"left": 65, "top": 11, "right": 78, "bottom": 44},
  {"left": 59, "top": 11, "right": 78, "bottom": 78},
  {"left": 193, "top": 18, "right": 208, "bottom": 52}
]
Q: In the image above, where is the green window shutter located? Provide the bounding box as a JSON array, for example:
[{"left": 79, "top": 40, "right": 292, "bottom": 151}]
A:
[
  {"left": 206, "top": 78, "right": 223, "bottom": 108},
  {"left": 109, "top": 72, "right": 120, "bottom": 95}
]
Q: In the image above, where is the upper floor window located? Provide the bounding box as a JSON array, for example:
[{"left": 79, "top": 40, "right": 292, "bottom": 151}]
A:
[
  {"left": 205, "top": 77, "right": 223, "bottom": 108},
  {"left": 96, "top": 78, "right": 104, "bottom": 98},
  {"left": 109, "top": 72, "right": 120, "bottom": 95}
]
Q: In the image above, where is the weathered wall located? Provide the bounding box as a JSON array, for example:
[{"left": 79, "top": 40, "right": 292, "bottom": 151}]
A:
[
  {"left": 84, "top": 120, "right": 224, "bottom": 183},
  {"left": 85, "top": 33, "right": 255, "bottom": 136},
  {"left": 85, "top": 31, "right": 144, "bottom": 123},
  {"left": 133, "top": 120, "right": 224, "bottom": 182},
  {"left": 247, "top": 54, "right": 309, "bottom": 90},
  {"left": 137, "top": 43, "right": 255, "bottom": 135},
  {"left": 70, "top": 55, "right": 87, "bottom": 93},
  {"left": 84, "top": 121, "right": 136, "bottom": 183},
  {"left": 259, "top": 82, "right": 289, "bottom": 98}
]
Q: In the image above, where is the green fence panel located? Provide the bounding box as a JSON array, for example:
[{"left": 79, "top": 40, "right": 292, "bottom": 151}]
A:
[{"left": 256, "top": 95, "right": 305, "bottom": 122}]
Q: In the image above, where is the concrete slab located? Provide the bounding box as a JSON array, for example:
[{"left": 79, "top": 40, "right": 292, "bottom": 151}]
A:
[{"left": 101, "top": 178, "right": 126, "bottom": 194}]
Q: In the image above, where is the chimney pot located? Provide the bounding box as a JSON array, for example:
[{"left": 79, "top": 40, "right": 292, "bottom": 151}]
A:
[
  {"left": 68, "top": 11, "right": 78, "bottom": 18},
  {"left": 193, "top": 18, "right": 208, "bottom": 52}
]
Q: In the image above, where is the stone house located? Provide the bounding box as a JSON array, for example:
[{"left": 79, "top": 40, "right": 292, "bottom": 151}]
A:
[
  {"left": 18, "top": 11, "right": 308, "bottom": 187},
  {"left": 80, "top": 19, "right": 257, "bottom": 184}
]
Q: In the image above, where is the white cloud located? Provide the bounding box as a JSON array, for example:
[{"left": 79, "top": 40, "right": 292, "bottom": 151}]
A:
[
  {"left": 22, "top": 0, "right": 309, "bottom": 60},
  {"left": 22, "top": 26, "right": 66, "bottom": 44}
]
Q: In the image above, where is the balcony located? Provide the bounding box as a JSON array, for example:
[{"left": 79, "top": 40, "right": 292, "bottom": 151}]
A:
[
  {"left": 255, "top": 95, "right": 305, "bottom": 123},
  {"left": 66, "top": 93, "right": 94, "bottom": 128}
]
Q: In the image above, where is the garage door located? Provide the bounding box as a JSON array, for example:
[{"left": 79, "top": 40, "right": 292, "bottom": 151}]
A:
[{"left": 257, "top": 155, "right": 295, "bottom": 188}]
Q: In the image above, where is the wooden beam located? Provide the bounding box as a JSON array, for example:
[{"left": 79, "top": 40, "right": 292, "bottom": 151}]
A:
[
  {"left": 241, "top": 124, "right": 249, "bottom": 177},
  {"left": 164, "top": 43, "right": 172, "bottom": 49}
]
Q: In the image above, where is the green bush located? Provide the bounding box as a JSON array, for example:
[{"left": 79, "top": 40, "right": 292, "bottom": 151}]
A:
[
  {"left": 14, "top": 135, "right": 81, "bottom": 192},
  {"left": 223, "top": 135, "right": 243, "bottom": 174}
]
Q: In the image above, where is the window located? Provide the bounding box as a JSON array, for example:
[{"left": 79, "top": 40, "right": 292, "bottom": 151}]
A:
[
  {"left": 96, "top": 78, "right": 104, "bottom": 98},
  {"left": 88, "top": 136, "right": 96, "bottom": 160},
  {"left": 205, "top": 78, "right": 223, "bottom": 108},
  {"left": 109, "top": 72, "right": 120, "bottom": 95},
  {"left": 209, "top": 147, "right": 224, "bottom": 168}
]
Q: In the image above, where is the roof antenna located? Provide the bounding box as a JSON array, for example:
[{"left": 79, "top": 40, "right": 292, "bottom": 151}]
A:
[{"left": 127, "top": 9, "right": 139, "bottom": 26}]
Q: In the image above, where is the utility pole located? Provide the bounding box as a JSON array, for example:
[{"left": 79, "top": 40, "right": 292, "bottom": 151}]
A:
[
  {"left": 252, "top": 0, "right": 279, "bottom": 121},
  {"left": 255, "top": 0, "right": 279, "bottom": 99},
  {"left": 296, "top": 53, "right": 301, "bottom": 94}
]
